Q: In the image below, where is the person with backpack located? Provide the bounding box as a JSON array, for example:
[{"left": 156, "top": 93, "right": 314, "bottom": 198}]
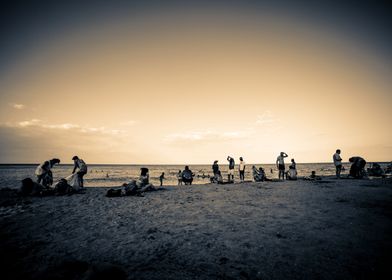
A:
[
  {"left": 182, "top": 166, "right": 194, "bottom": 185},
  {"left": 72, "top": 156, "right": 88, "bottom": 187},
  {"left": 35, "top": 158, "right": 60, "bottom": 187}
]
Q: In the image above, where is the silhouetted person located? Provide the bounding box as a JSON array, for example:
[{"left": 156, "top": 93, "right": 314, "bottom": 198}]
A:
[
  {"left": 367, "top": 163, "right": 385, "bottom": 177},
  {"left": 333, "top": 149, "right": 343, "bottom": 178},
  {"left": 276, "top": 152, "right": 288, "bottom": 180},
  {"left": 35, "top": 158, "right": 60, "bottom": 187},
  {"left": 159, "top": 172, "right": 165, "bottom": 186},
  {"left": 72, "top": 156, "right": 87, "bottom": 187},
  {"left": 349, "top": 157, "right": 366, "bottom": 178},
  {"left": 212, "top": 160, "right": 220, "bottom": 183},
  {"left": 227, "top": 156, "right": 235, "bottom": 183},
  {"left": 182, "top": 166, "right": 194, "bottom": 185},
  {"left": 239, "top": 157, "right": 245, "bottom": 182}
]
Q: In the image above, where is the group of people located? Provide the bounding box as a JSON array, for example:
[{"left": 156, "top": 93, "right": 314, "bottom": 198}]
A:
[
  {"left": 21, "top": 156, "right": 88, "bottom": 196},
  {"left": 22, "top": 149, "right": 389, "bottom": 196}
]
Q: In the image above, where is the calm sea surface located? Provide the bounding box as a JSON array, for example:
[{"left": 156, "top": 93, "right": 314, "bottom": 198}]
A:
[{"left": 0, "top": 162, "right": 373, "bottom": 189}]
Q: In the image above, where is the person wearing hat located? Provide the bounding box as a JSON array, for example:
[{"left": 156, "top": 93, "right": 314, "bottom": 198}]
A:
[{"left": 72, "top": 156, "right": 88, "bottom": 187}]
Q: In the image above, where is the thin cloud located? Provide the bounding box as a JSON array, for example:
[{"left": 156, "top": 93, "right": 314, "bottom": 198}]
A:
[
  {"left": 4, "top": 119, "right": 126, "bottom": 136},
  {"left": 256, "top": 111, "right": 279, "bottom": 126},
  {"left": 10, "top": 103, "right": 26, "bottom": 110},
  {"left": 165, "top": 129, "right": 253, "bottom": 143},
  {"left": 120, "top": 120, "right": 139, "bottom": 126}
]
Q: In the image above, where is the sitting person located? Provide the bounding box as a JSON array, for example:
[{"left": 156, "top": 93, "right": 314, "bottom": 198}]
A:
[
  {"left": 286, "top": 159, "right": 297, "bottom": 180},
  {"left": 136, "top": 167, "right": 157, "bottom": 192},
  {"left": 386, "top": 162, "right": 392, "bottom": 174},
  {"left": 182, "top": 166, "right": 194, "bottom": 185},
  {"left": 35, "top": 158, "right": 60, "bottom": 187},
  {"left": 252, "top": 166, "right": 268, "bottom": 182},
  {"left": 210, "top": 170, "right": 224, "bottom": 184},
  {"left": 349, "top": 156, "right": 367, "bottom": 178},
  {"left": 367, "top": 163, "right": 385, "bottom": 177},
  {"left": 304, "top": 171, "right": 321, "bottom": 181}
]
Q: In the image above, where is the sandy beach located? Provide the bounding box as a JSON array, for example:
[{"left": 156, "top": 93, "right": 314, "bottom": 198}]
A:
[{"left": 1, "top": 177, "right": 392, "bottom": 280}]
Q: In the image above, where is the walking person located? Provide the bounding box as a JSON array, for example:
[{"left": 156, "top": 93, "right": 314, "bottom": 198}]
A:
[
  {"left": 227, "top": 156, "right": 235, "bottom": 183},
  {"left": 159, "top": 172, "right": 165, "bottom": 186},
  {"left": 276, "top": 152, "right": 288, "bottom": 180},
  {"left": 239, "top": 157, "right": 246, "bottom": 182},
  {"left": 72, "top": 156, "right": 88, "bottom": 187},
  {"left": 333, "top": 149, "right": 343, "bottom": 178}
]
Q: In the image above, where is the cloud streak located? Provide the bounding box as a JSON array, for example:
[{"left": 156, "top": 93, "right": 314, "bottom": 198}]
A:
[
  {"left": 3, "top": 119, "right": 126, "bottom": 136},
  {"left": 164, "top": 129, "right": 254, "bottom": 143},
  {"left": 10, "top": 103, "right": 25, "bottom": 110}
]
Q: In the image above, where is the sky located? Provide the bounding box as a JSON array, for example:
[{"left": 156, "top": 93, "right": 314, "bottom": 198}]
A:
[{"left": 0, "top": 0, "right": 391, "bottom": 164}]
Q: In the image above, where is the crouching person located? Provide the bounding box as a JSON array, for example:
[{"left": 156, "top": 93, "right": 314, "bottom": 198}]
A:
[
  {"left": 349, "top": 157, "right": 367, "bottom": 179},
  {"left": 182, "top": 166, "right": 194, "bottom": 185}
]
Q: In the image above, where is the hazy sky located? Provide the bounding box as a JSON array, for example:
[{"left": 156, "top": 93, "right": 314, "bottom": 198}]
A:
[{"left": 1, "top": 1, "right": 391, "bottom": 164}]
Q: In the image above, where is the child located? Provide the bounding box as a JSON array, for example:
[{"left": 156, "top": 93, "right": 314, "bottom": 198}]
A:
[
  {"left": 159, "top": 172, "right": 165, "bottom": 186},
  {"left": 177, "top": 170, "right": 183, "bottom": 185}
]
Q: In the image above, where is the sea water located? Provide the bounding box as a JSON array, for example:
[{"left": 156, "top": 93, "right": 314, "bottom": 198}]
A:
[{"left": 0, "top": 162, "right": 370, "bottom": 189}]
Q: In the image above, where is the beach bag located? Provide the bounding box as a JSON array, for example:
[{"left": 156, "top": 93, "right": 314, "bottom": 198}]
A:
[
  {"left": 54, "top": 179, "right": 73, "bottom": 195},
  {"left": 106, "top": 189, "right": 122, "bottom": 197},
  {"left": 65, "top": 173, "right": 82, "bottom": 191}
]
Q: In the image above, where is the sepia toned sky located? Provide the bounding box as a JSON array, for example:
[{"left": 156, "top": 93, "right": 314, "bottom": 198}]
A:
[{"left": 0, "top": 1, "right": 391, "bottom": 164}]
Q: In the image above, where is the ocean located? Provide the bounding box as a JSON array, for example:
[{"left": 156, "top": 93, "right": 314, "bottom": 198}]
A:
[{"left": 0, "top": 162, "right": 368, "bottom": 189}]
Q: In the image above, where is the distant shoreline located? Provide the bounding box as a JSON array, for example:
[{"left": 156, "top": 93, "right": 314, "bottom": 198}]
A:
[{"left": 0, "top": 162, "right": 391, "bottom": 167}]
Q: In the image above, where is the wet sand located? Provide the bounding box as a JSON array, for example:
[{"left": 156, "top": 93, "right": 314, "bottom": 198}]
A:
[{"left": 1, "top": 178, "right": 392, "bottom": 280}]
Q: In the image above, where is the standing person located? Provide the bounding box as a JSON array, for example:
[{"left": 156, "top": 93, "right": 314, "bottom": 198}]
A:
[
  {"left": 239, "top": 157, "right": 246, "bottom": 182},
  {"left": 35, "top": 158, "right": 60, "bottom": 187},
  {"left": 333, "top": 149, "right": 343, "bottom": 179},
  {"left": 227, "top": 156, "right": 235, "bottom": 183},
  {"left": 159, "top": 172, "right": 165, "bottom": 186},
  {"left": 276, "top": 152, "right": 288, "bottom": 180},
  {"left": 212, "top": 160, "right": 220, "bottom": 182},
  {"left": 177, "top": 170, "right": 183, "bottom": 185},
  {"left": 72, "top": 156, "right": 88, "bottom": 187}
]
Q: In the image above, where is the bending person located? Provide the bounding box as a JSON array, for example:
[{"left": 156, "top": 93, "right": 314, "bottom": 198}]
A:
[
  {"left": 35, "top": 158, "right": 60, "bottom": 187},
  {"left": 72, "top": 156, "right": 88, "bottom": 187}
]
